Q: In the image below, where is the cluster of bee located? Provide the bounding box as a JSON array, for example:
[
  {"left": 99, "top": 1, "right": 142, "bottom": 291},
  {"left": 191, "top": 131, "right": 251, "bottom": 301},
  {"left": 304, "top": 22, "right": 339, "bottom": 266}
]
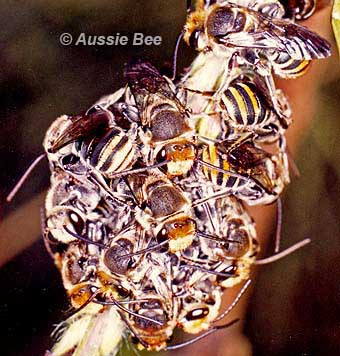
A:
[{"left": 34, "top": 0, "right": 331, "bottom": 354}]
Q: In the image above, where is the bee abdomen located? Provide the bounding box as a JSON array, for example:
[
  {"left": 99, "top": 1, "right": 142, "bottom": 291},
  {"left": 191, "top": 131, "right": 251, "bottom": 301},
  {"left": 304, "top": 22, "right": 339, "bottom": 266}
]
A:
[
  {"left": 221, "top": 82, "right": 269, "bottom": 127},
  {"left": 202, "top": 145, "right": 231, "bottom": 187},
  {"left": 272, "top": 52, "right": 311, "bottom": 78},
  {"left": 89, "top": 128, "right": 134, "bottom": 175}
]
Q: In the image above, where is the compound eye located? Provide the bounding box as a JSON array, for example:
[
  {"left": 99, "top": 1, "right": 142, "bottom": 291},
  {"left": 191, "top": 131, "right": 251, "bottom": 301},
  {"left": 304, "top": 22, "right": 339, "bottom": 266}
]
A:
[
  {"left": 189, "top": 29, "right": 201, "bottom": 49},
  {"left": 186, "top": 307, "right": 209, "bottom": 321},
  {"left": 61, "top": 154, "right": 79, "bottom": 167},
  {"left": 67, "top": 211, "right": 84, "bottom": 235},
  {"left": 116, "top": 284, "right": 130, "bottom": 299},
  {"left": 157, "top": 228, "right": 168, "bottom": 242},
  {"left": 155, "top": 148, "right": 168, "bottom": 164}
]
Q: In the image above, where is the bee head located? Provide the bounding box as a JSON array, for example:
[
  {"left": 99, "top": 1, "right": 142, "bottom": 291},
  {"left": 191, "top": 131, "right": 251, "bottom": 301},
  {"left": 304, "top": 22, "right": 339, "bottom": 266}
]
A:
[{"left": 183, "top": 3, "right": 206, "bottom": 50}]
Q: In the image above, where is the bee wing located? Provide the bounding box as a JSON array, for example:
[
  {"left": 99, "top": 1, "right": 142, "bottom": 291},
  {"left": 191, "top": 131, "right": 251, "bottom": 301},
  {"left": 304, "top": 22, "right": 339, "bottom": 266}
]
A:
[
  {"left": 50, "top": 109, "right": 112, "bottom": 153},
  {"left": 124, "top": 60, "right": 181, "bottom": 112},
  {"left": 277, "top": 21, "right": 331, "bottom": 60},
  {"left": 221, "top": 20, "right": 330, "bottom": 60},
  {"left": 219, "top": 31, "right": 285, "bottom": 50},
  {"left": 126, "top": 172, "right": 146, "bottom": 205}
]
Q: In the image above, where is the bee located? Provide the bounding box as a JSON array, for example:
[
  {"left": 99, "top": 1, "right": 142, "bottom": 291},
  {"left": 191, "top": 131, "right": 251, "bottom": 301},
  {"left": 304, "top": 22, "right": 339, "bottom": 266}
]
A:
[
  {"left": 126, "top": 172, "right": 197, "bottom": 252},
  {"left": 45, "top": 169, "right": 102, "bottom": 214},
  {"left": 177, "top": 271, "right": 223, "bottom": 334},
  {"left": 179, "top": 195, "right": 259, "bottom": 288},
  {"left": 220, "top": 71, "right": 291, "bottom": 133},
  {"left": 44, "top": 173, "right": 130, "bottom": 245},
  {"left": 125, "top": 261, "right": 178, "bottom": 351},
  {"left": 124, "top": 60, "right": 197, "bottom": 177},
  {"left": 187, "top": 68, "right": 292, "bottom": 140},
  {"left": 127, "top": 296, "right": 176, "bottom": 351},
  {"left": 184, "top": 0, "right": 330, "bottom": 79},
  {"left": 200, "top": 134, "right": 289, "bottom": 205},
  {"left": 44, "top": 105, "right": 138, "bottom": 178}
]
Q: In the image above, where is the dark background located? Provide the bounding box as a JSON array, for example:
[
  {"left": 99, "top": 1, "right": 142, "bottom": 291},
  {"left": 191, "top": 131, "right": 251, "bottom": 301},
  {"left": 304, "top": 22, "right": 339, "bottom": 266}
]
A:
[{"left": 0, "top": 1, "right": 339, "bottom": 355}]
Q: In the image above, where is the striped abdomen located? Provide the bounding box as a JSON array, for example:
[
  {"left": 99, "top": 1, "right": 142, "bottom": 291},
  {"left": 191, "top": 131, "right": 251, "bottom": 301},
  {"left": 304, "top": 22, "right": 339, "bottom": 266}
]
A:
[
  {"left": 271, "top": 51, "right": 311, "bottom": 78},
  {"left": 220, "top": 82, "right": 271, "bottom": 129},
  {"left": 201, "top": 144, "right": 246, "bottom": 190},
  {"left": 88, "top": 127, "right": 135, "bottom": 176}
]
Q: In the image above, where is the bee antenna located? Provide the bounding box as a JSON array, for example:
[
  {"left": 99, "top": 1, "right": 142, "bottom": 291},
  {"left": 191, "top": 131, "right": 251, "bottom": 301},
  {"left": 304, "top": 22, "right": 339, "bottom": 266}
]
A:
[
  {"left": 110, "top": 160, "right": 170, "bottom": 178},
  {"left": 87, "top": 173, "right": 130, "bottom": 207},
  {"left": 6, "top": 153, "right": 46, "bottom": 203},
  {"left": 165, "top": 318, "right": 239, "bottom": 350},
  {"left": 63, "top": 226, "right": 108, "bottom": 249},
  {"left": 197, "top": 231, "right": 241, "bottom": 244},
  {"left": 171, "top": 30, "right": 185, "bottom": 81},
  {"left": 186, "top": 0, "right": 192, "bottom": 13},
  {"left": 286, "top": 146, "right": 301, "bottom": 178},
  {"left": 215, "top": 279, "right": 251, "bottom": 322},
  {"left": 94, "top": 298, "right": 164, "bottom": 326},
  {"left": 197, "top": 159, "right": 253, "bottom": 181},
  {"left": 274, "top": 197, "right": 282, "bottom": 253},
  {"left": 180, "top": 264, "right": 237, "bottom": 278},
  {"left": 116, "top": 310, "right": 149, "bottom": 349},
  {"left": 118, "top": 240, "right": 169, "bottom": 260},
  {"left": 255, "top": 238, "right": 311, "bottom": 265}
]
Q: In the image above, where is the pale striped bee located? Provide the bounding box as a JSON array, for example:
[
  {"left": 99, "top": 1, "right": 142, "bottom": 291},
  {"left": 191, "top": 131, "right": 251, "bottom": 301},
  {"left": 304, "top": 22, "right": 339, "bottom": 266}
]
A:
[
  {"left": 184, "top": 0, "right": 330, "bottom": 77},
  {"left": 44, "top": 169, "right": 131, "bottom": 246},
  {"left": 45, "top": 105, "right": 138, "bottom": 179},
  {"left": 218, "top": 70, "right": 292, "bottom": 137},
  {"left": 177, "top": 271, "right": 223, "bottom": 334}
]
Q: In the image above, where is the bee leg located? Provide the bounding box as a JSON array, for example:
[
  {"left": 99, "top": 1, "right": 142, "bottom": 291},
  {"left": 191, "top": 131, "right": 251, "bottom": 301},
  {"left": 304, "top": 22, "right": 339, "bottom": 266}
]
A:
[
  {"left": 274, "top": 197, "right": 282, "bottom": 253},
  {"left": 94, "top": 299, "right": 164, "bottom": 326},
  {"left": 165, "top": 319, "right": 239, "bottom": 350},
  {"left": 180, "top": 264, "right": 238, "bottom": 278},
  {"left": 63, "top": 226, "right": 108, "bottom": 249},
  {"left": 171, "top": 30, "right": 185, "bottom": 80},
  {"left": 263, "top": 74, "right": 290, "bottom": 129},
  {"left": 214, "top": 52, "right": 238, "bottom": 99},
  {"left": 116, "top": 310, "right": 149, "bottom": 349},
  {"left": 182, "top": 87, "right": 215, "bottom": 96},
  {"left": 118, "top": 240, "right": 169, "bottom": 260},
  {"left": 122, "top": 176, "right": 142, "bottom": 208},
  {"left": 255, "top": 238, "right": 311, "bottom": 265},
  {"left": 214, "top": 279, "right": 252, "bottom": 322}
]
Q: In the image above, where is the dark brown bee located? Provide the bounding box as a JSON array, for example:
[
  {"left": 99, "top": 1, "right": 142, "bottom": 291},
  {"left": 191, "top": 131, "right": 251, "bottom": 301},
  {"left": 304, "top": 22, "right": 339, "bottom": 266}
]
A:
[
  {"left": 184, "top": 1, "right": 330, "bottom": 73},
  {"left": 124, "top": 60, "right": 197, "bottom": 177},
  {"left": 127, "top": 172, "right": 197, "bottom": 252}
]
